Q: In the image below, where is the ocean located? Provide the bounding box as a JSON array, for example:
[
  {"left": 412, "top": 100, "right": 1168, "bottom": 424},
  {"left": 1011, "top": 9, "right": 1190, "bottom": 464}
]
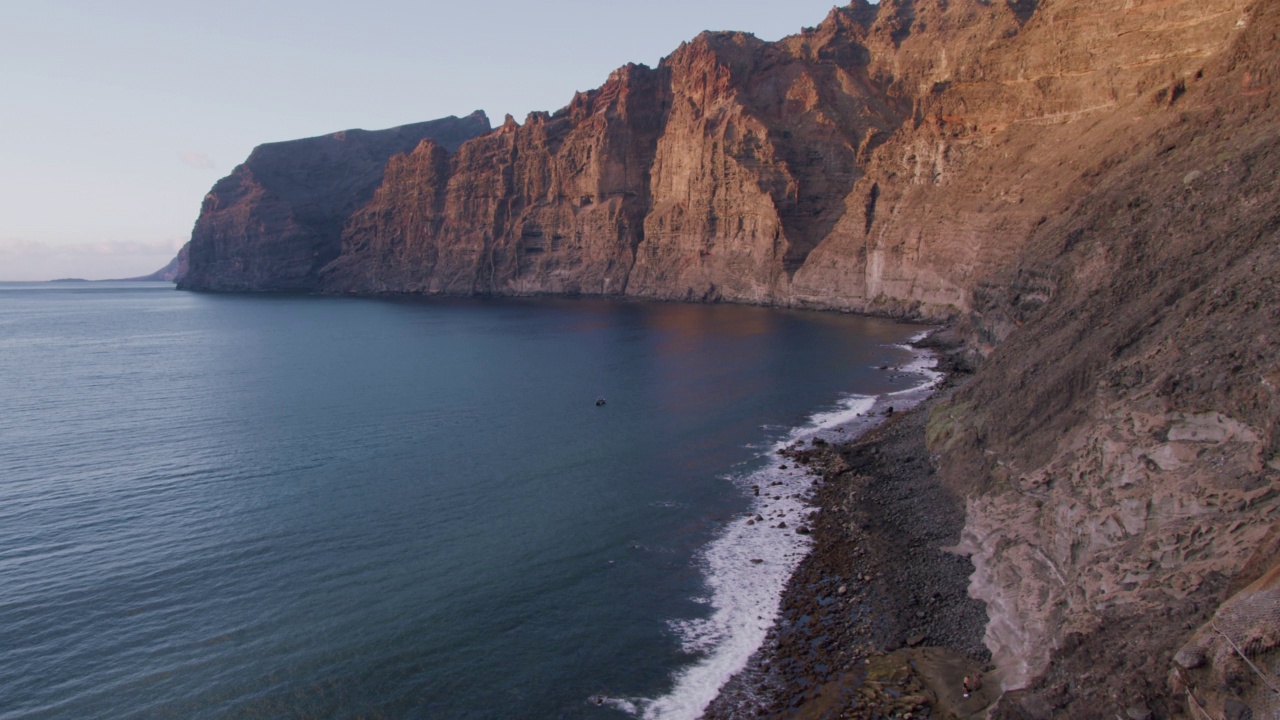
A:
[{"left": 0, "top": 281, "right": 935, "bottom": 719}]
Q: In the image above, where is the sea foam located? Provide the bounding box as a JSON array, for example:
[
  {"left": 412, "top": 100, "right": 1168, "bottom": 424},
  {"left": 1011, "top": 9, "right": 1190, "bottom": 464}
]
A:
[{"left": 629, "top": 339, "right": 942, "bottom": 719}]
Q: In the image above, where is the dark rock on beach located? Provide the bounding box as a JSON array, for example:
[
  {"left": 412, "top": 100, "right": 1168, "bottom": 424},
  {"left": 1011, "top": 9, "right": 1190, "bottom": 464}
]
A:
[{"left": 704, "top": 367, "right": 991, "bottom": 719}]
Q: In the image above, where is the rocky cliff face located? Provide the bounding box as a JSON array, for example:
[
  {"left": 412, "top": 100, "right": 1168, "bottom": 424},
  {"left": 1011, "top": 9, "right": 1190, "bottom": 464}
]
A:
[
  {"left": 925, "top": 1, "right": 1280, "bottom": 714},
  {"left": 321, "top": 66, "right": 666, "bottom": 296},
  {"left": 178, "top": 1, "right": 1280, "bottom": 716},
  {"left": 320, "top": 27, "right": 910, "bottom": 304},
  {"left": 177, "top": 112, "right": 491, "bottom": 292},
  {"left": 313, "top": 0, "right": 1251, "bottom": 320},
  {"left": 180, "top": 1, "right": 1254, "bottom": 316}
]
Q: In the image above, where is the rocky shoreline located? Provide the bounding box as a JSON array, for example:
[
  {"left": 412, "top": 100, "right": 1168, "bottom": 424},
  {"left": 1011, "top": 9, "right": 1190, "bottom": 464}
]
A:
[{"left": 703, "top": 342, "right": 995, "bottom": 719}]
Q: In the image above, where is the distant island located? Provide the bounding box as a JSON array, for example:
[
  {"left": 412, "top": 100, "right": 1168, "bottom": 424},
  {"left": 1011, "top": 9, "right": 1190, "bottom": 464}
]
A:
[{"left": 76, "top": 244, "right": 189, "bottom": 283}]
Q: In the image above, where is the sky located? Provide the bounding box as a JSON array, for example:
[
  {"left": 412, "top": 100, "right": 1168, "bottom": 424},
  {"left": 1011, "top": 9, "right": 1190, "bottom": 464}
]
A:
[{"left": 0, "top": 1, "right": 858, "bottom": 281}]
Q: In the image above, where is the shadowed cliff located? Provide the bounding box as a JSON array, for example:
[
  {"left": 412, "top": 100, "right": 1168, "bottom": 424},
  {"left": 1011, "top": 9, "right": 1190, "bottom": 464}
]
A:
[{"left": 177, "top": 112, "right": 491, "bottom": 292}]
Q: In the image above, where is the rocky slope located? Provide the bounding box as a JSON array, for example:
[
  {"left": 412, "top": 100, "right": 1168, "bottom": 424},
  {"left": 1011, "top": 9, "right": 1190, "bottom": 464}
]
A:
[
  {"left": 177, "top": 0, "right": 1280, "bottom": 716},
  {"left": 126, "top": 242, "right": 189, "bottom": 282},
  {"left": 928, "top": 2, "right": 1280, "bottom": 713},
  {"left": 177, "top": 112, "right": 491, "bottom": 292}
]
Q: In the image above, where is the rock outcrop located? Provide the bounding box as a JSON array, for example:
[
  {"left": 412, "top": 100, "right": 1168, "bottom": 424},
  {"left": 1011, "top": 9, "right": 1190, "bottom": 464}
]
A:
[
  {"left": 177, "top": 112, "right": 491, "bottom": 292},
  {"left": 176, "top": 0, "right": 1280, "bottom": 716}
]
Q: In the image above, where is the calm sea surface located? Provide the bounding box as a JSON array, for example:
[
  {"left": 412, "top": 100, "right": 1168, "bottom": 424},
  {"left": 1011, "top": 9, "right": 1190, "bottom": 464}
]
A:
[{"left": 0, "top": 282, "right": 926, "bottom": 719}]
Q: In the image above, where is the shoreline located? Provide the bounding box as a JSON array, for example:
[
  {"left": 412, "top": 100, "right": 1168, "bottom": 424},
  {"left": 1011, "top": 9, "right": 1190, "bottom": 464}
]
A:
[
  {"left": 630, "top": 327, "right": 953, "bottom": 719},
  {"left": 701, "top": 334, "right": 995, "bottom": 719},
  {"left": 636, "top": 329, "right": 946, "bottom": 719}
]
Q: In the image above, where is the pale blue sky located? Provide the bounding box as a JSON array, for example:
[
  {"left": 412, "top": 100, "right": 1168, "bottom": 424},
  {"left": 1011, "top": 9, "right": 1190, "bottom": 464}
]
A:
[{"left": 1, "top": 1, "right": 853, "bottom": 280}]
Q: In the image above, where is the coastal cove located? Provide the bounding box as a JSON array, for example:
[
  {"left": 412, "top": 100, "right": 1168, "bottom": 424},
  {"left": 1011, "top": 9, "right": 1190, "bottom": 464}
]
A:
[
  {"left": 8, "top": 0, "right": 1279, "bottom": 714},
  {"left": 0, "top": 281, "right": 937, "bottom": 719}
]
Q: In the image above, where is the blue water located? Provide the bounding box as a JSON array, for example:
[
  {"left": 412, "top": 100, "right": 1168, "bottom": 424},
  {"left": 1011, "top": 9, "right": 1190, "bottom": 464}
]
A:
[{"left": 0, "top": 282, "right": 925, "bottom": 719}]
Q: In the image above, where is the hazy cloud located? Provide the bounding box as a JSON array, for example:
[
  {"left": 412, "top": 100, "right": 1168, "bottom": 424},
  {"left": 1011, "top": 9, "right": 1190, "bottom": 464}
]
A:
[
  {"left": 0, "top": 237, "right": 183, "bottom": 257},
  {"left": 0, "top": 238, "right": 55, "bottom": 257},
  {"left": 0, "top": 237, "right": 185, "bottom": 280},
  {"left": 179, "top": 151, "right": 217, "bottom": 170}
]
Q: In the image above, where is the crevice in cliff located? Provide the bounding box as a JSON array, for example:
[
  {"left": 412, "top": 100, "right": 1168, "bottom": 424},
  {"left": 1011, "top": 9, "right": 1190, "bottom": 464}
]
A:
[
  {"left": 877, "top": 0, "right": 918, "bottom": 48},
  {"left": 1005, "top": 0, "right": 1040, "bottom": 27},
  {"left": 864, "top": 181, "right": 880, "bottom": 235},
  {"left": 734, "top": 51, "right": 903, "bottom": 277}
]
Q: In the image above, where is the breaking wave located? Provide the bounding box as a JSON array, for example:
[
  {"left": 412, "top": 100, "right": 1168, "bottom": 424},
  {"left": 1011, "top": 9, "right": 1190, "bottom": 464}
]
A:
[{"left": 628, "top": 339, "right": 942, "bottom": 719}]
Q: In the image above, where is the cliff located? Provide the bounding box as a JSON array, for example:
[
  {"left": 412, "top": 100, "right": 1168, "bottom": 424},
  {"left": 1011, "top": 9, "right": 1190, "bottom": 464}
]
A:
[
  {"left": 312, "top": 0, "right": 1257, "bottom": 320},
  {"left": 179, "top": 0, "right": 1255, "bottom": 317},
  {"left": 177, "top": 1, "right": 1280, "bottom": 716},
  {"left": 176, "top": 112, "right": 492, "bottom": 292}
]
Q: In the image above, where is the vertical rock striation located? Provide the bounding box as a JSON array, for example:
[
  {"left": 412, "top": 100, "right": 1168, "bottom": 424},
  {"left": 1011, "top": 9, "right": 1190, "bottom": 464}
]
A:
[{"left": 322, "top": 65, "right": 666, "bottom": 295}]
